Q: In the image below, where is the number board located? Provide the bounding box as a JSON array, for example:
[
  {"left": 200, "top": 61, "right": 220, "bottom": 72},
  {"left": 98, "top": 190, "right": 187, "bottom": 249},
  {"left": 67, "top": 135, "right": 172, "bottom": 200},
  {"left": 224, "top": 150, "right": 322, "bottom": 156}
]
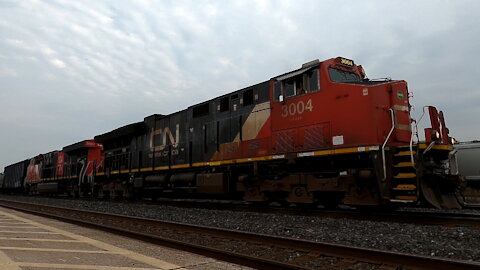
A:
[
  {"left": 340, "top": 58, "right": 354, "bottom": 66},
  {"left": 281, "top": 99, "right": 314, "bottom": 118}
]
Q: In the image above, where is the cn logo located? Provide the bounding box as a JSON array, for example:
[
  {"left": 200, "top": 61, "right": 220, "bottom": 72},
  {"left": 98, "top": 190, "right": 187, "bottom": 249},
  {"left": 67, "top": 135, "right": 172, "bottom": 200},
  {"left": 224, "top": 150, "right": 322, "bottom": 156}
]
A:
[{"left": 149, "top": 124, "right": 180, "bottom": 152}]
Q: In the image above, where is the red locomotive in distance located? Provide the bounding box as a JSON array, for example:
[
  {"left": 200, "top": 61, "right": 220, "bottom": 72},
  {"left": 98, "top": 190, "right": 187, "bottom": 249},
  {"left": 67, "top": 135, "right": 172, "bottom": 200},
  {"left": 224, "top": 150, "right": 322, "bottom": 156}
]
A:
[{"left": 2, "top": 57, "right": 467, "bottom": 209}]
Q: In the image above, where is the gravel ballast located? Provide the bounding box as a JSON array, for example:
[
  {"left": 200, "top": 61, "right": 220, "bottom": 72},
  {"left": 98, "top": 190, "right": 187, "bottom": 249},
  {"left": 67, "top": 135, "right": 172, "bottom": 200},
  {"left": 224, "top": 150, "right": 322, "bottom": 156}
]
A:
[{"left": 1, "top": 195, "right": 479, "bottom": 262}]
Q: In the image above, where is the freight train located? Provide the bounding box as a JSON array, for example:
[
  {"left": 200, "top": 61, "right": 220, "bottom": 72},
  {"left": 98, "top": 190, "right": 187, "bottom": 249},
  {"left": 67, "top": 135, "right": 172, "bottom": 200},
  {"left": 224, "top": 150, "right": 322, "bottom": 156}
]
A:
[{"left": 2, "top": 57, "right": 467, "bottom": 209}]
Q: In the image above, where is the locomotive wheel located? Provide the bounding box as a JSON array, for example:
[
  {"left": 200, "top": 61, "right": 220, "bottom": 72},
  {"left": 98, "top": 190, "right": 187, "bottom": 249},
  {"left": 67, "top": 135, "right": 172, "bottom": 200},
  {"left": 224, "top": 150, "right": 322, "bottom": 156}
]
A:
[
  {"left": 92, "top": 185, "right": 101, "bottom": 198},
  {"left": 96, "top": 185, "right": 109, "bottom": 199},
  {"left": 322, "top": 200, "right": 340, "bottom": 209},
  {"left": 318, "top": 192, "right": 344, "bottom": 209},
  {"left": 80, "top": 186, "right": 90, "bottom": 197},
  {"left": 69, "top": 184, "right": 80, "bottom": 198},
  {"left": 123, "top": 185, "right": 134, "bottom": 199}
]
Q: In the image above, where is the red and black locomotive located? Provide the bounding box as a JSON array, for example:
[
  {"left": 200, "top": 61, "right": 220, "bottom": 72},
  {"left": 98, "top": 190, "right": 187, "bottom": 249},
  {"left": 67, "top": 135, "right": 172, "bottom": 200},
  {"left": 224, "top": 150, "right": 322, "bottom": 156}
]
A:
[{"left": 2, "top": 57, "right": 464, "bottom": 209}]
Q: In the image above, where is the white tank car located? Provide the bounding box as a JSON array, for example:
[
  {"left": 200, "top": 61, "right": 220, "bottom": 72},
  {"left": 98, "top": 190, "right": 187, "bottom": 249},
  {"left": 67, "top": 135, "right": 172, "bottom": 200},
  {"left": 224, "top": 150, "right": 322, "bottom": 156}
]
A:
[{"left": 452, "top": 141, "right": 480, "bottom": 206}]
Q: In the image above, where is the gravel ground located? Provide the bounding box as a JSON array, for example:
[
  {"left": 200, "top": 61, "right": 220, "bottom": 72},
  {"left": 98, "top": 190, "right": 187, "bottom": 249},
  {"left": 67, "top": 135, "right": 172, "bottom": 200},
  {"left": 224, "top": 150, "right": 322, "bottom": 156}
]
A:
[{"left": 1, "top": 195, "right": 479, "bottom": 262}]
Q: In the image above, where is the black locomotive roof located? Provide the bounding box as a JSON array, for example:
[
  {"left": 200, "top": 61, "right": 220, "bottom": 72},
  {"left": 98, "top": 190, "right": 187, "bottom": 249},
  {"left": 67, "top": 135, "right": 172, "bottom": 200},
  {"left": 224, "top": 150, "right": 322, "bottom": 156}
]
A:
[
  {"left": 94, "top": 121, "right": 146, "bottom": 143},
  {"left": 4, "top": 159, "right": 29, "bottom": 169},
  {"left": 144, "top": 114, "right": 165, "bottom": 122},
  {"left": 188, "top": 80, "right": 269, "bottom": 109},
  {"left": 63, "top": 140, "right": 92, "bottom": 153}
]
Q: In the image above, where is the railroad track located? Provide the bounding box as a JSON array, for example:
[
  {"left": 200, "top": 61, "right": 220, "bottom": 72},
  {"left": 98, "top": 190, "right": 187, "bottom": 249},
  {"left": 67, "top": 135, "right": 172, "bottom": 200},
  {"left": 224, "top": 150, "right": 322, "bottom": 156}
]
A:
[
  {"left": 287, "top": 207, "right": 480, "bottom": 228},
  {"left": 122, "top": 197, "right": 480, "bottom": 228},
  {"left": 3, "top": 195, "right": 480, "bottom": 228},
  {"left": 62, "top": 196, "right": 480, "bottom": 228},
  {"left": 0, "top": 199, "right": 478, "bottom": 270},
  {"left": 383, "top": 209, "right": 480, "bottom": 227},
  {"left": 177, "top": 201, "right": 480, "bottom": 228},
  {"left": 3, "top": 194, "right": 480, "bottom": 228}
]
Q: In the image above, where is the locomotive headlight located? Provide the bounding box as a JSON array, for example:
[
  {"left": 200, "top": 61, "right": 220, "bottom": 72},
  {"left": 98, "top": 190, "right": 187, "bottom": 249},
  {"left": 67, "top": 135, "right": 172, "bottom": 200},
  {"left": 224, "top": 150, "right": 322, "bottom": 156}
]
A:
[
  {"left": 450, "top": 137, "right": 457, "bottom": 145},
  {"left": 431, "top": 130, "right": 440, "bottom": 141}
]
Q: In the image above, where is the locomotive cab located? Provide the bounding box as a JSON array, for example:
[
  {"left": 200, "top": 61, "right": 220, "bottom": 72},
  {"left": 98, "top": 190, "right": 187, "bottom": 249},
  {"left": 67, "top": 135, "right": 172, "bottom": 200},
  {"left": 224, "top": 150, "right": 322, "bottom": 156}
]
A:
[
  {"left": 271, "top": 57, "right": 412, "bottom": 151},
  {"left": 269, "top": 57, "right": 461, "bottom": 209}
]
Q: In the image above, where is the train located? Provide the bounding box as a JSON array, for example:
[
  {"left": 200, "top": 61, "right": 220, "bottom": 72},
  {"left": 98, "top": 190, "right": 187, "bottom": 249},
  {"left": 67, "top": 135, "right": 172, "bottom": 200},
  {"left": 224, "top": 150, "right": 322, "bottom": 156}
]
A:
[{"left": 1, "top": 57, "right": 469, "bottom": 209}]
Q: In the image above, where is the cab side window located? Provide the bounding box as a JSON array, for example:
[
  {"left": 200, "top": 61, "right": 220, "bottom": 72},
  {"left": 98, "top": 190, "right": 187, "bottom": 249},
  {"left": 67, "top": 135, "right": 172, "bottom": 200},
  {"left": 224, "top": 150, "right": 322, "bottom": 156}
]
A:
[
  {"left": 275, "top": 69, "right": 319, "bottom": 101},
  {"left": 308, "top": 69, "right": 319, "bottom": 92},
  {"left": 285, "top": 79, "right": 296, "bottom": 97},
  {"left": 274, "top": 82, "right": 282, "bottom": 102}
]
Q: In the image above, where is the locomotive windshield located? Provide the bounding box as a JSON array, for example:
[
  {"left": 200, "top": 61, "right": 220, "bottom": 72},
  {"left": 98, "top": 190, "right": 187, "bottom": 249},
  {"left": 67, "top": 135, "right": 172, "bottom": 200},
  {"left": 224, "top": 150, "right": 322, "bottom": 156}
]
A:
[{"left": 329, "top": 68, "right": 361, "bottom": 83}]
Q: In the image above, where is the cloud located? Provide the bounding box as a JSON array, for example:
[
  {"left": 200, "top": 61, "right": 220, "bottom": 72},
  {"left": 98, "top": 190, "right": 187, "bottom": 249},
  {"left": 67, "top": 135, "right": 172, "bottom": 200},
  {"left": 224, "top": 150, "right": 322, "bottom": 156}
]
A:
[
  {"left": 49, "top": 58, "right": 66, "bottom": 68},
  {"left": 5, "top": 39, "right": 35, "bottom": 51},
  {"left": 0, "top": 68, "right": 17, "bottom": 77}
]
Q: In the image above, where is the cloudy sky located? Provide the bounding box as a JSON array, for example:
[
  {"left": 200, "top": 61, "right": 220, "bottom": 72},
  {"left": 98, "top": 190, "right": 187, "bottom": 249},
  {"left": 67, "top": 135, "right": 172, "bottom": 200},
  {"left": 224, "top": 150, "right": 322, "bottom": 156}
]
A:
[{"left": 1, "top": 0, "right": 479, "bottom": 170}]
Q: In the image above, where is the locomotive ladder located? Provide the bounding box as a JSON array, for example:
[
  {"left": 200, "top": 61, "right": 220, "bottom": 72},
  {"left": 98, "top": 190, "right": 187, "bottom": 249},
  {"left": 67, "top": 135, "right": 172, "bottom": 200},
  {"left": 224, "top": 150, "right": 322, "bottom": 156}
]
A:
[{"left": 391, "top": 148, "right": 418, "bottom": 201}]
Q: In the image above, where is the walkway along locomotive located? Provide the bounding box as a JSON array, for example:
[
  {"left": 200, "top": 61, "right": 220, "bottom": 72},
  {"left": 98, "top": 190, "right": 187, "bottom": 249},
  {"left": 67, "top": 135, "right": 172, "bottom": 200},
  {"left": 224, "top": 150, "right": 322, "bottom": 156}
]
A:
[{"left": 2, "top": 57, "right": 466, "bottom": 209}]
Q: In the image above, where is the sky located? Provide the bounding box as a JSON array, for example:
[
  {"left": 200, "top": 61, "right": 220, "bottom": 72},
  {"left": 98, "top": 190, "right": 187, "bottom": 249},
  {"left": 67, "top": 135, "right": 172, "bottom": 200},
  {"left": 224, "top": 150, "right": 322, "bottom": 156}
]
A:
[{"left": 1, "top": 0, "right": 479, "bottom": 170}]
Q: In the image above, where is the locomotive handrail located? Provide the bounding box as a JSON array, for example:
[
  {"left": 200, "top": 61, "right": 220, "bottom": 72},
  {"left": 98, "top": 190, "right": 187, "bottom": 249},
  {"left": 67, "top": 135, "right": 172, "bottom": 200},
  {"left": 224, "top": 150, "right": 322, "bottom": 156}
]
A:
[
  {"left": 409, "top": 118, "right": 417, "bottom": 166},
  {"left": 409, "top": 126, "right": 415, "bottom": 166},
  {"left": 423, "top": 141, "right": 436, "bottom": 155},
  {"left": 410, "top": 106, "right": 430, "bottom": 166},
  {"left": 382, "top": 109, "right": 395, "bottom": 181},
  {"left": 415, "top": 106, "right": 429, "bottom": 137}
]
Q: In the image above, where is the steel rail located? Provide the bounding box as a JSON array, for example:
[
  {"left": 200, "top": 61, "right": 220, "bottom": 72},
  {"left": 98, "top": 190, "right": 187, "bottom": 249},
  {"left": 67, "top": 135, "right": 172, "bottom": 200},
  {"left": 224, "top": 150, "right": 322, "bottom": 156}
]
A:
[
  {"left": 2, "top": 195, "right": 480, "bottom": 227},
  {"left": 3, "top": 195, "right": 480, "bottom": 227},
  {"left": 0, "top": 199, "right": 478, "bottom": 270}
]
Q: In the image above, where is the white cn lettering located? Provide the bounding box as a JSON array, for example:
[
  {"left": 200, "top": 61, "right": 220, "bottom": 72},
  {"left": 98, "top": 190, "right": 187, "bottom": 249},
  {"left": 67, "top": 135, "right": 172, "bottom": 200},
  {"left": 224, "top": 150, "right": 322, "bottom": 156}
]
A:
[{"left": 149, "top": 124, "right": 180, "bottom": 152}]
